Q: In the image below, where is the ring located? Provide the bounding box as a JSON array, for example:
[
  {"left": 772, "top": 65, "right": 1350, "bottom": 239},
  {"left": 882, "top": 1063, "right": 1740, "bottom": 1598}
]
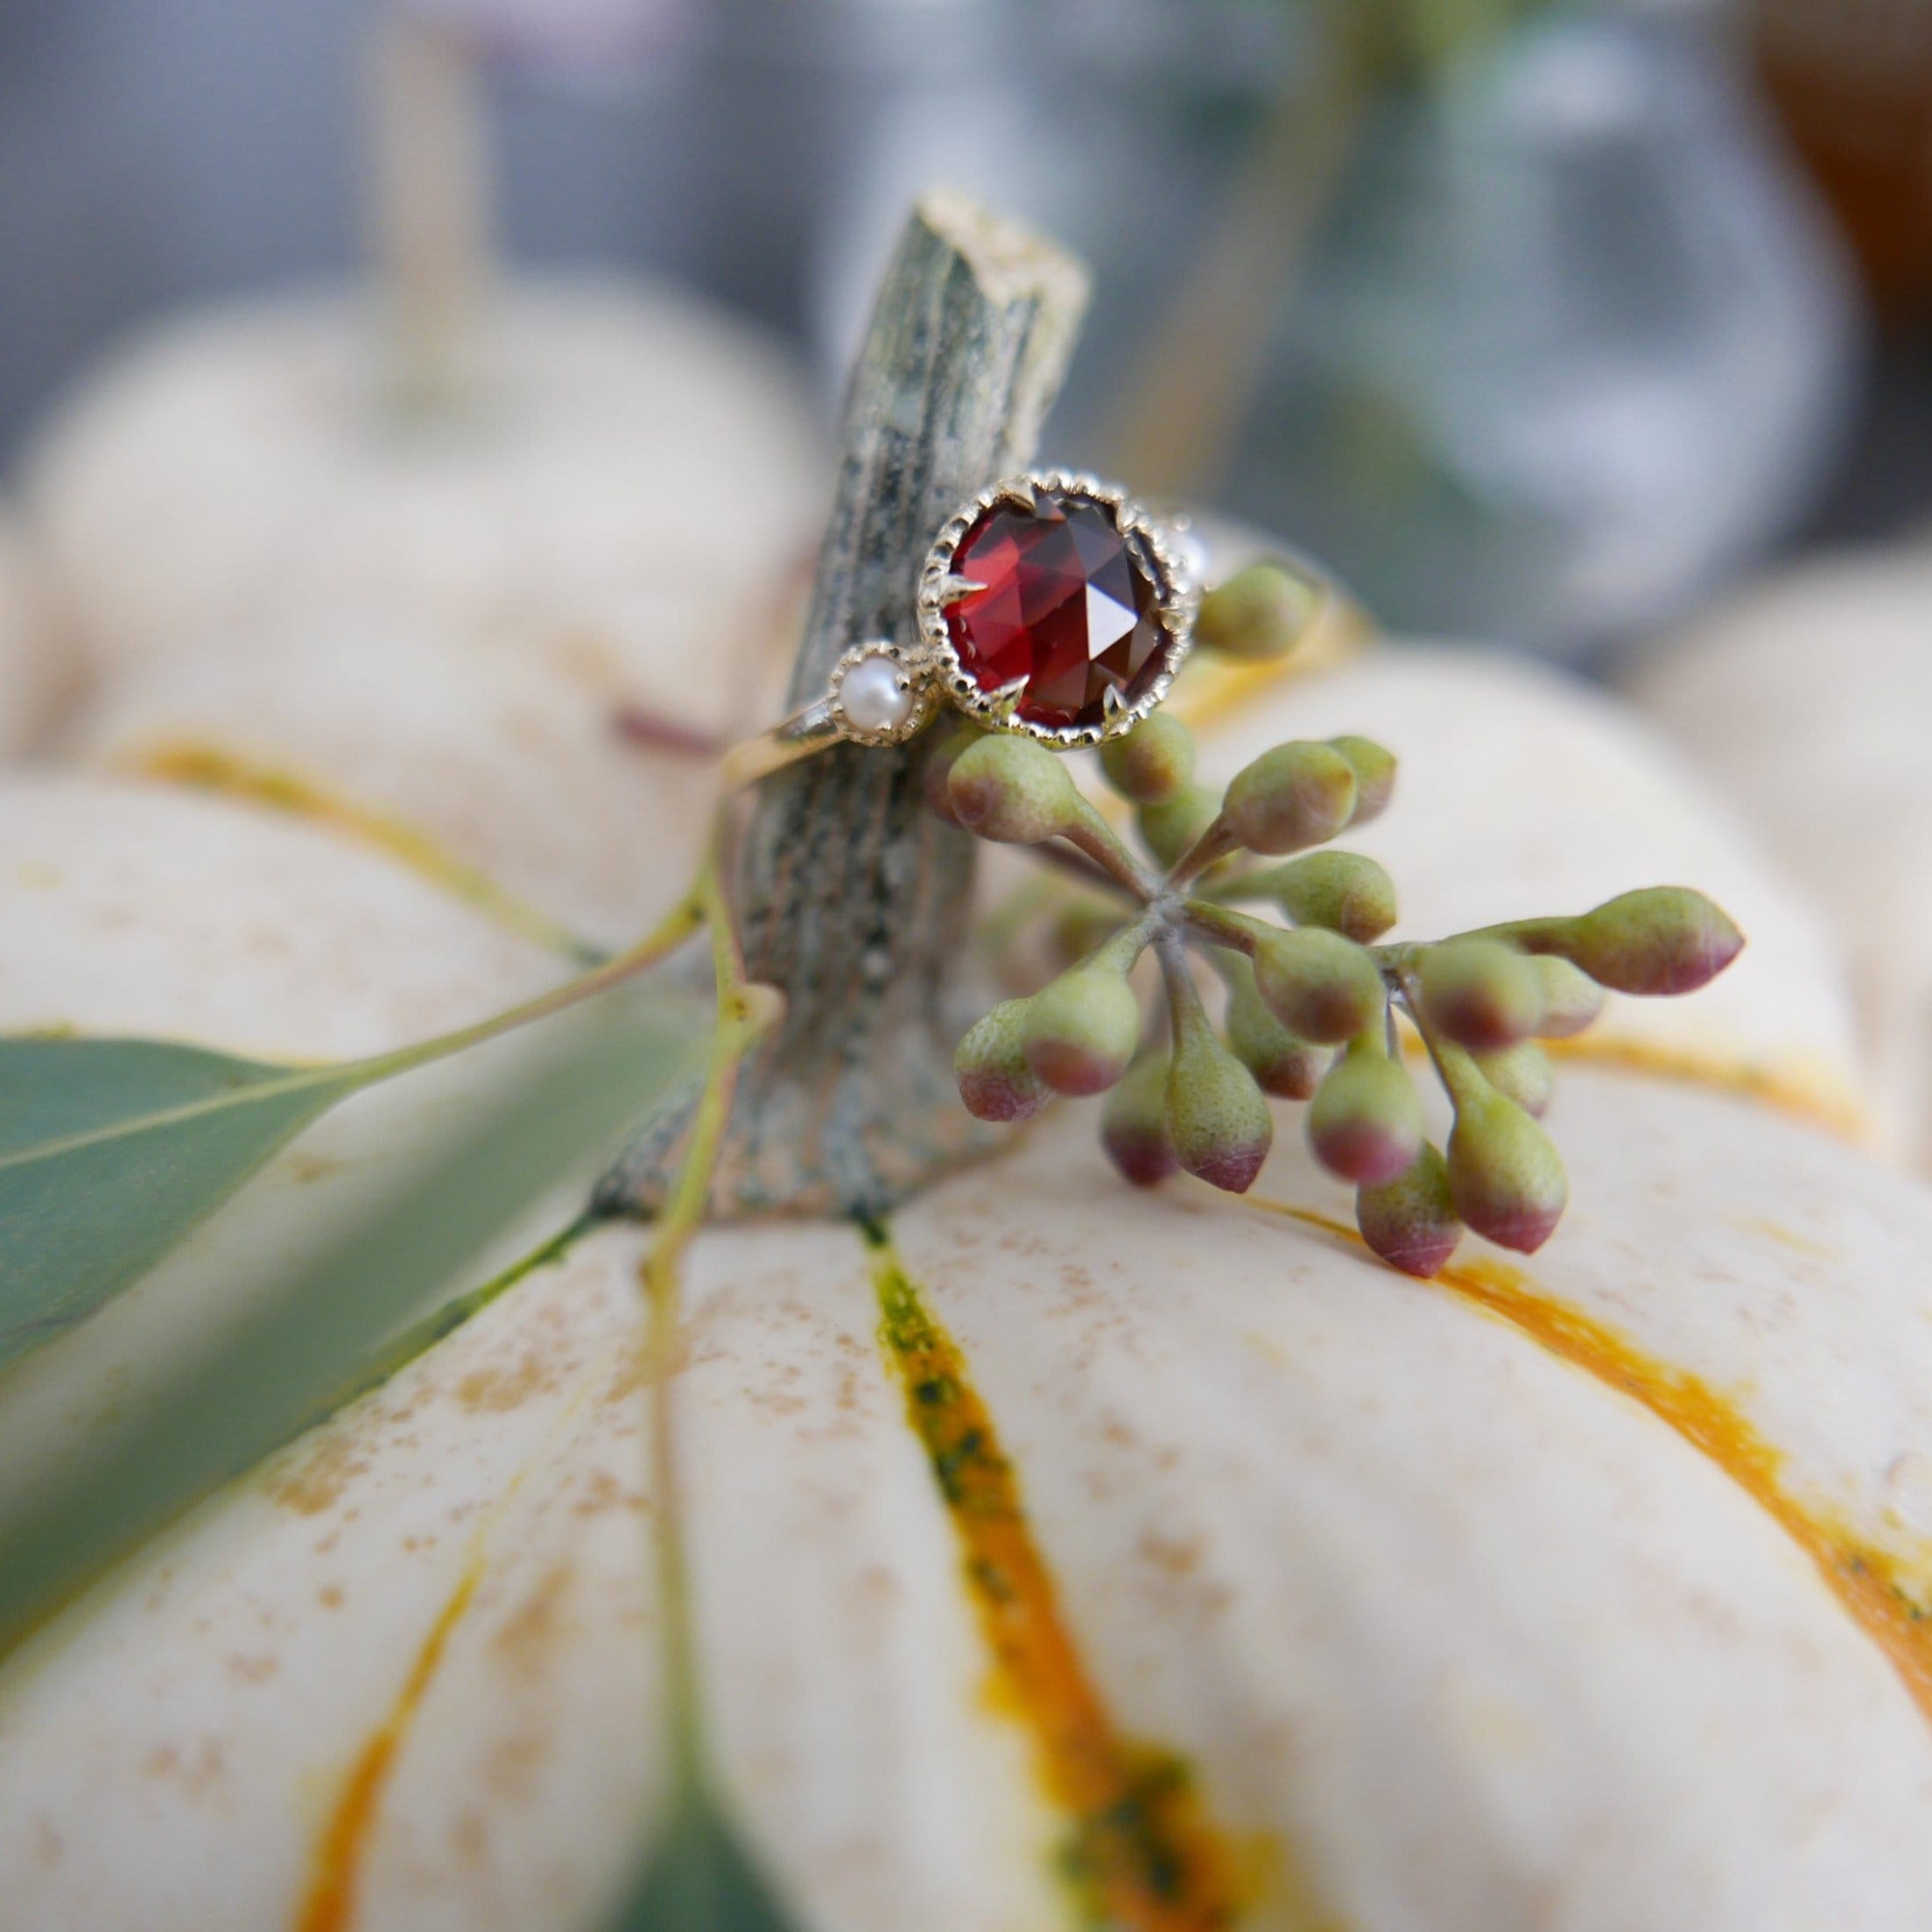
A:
[{"left": 722, "top": 469, "right": 1201, "bottom": 789}]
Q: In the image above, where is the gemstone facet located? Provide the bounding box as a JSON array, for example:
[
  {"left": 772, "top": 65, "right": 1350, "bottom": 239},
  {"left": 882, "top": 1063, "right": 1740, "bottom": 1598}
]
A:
[{"left": 941, "top": 487, "right": 1176, "bottom": 734}]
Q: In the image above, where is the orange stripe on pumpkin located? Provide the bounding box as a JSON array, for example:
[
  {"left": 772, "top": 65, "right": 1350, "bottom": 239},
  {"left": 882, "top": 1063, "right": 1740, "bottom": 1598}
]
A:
[
  {"left": 296, "top": 1556, "right": 483, "bottom": 1932},
  {"left": 124, "top": 740, "right": 600, "bottom": 962},
  {"left": 1249, "top": 1199, "right": 1932, "bottom": 1728},
  {"left": 865, "top": 1226, "right": 1255, "bottom": 1932}
]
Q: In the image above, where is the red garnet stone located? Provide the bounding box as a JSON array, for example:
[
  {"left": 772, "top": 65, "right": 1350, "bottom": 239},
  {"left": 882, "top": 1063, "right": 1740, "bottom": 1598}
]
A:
[{"left": 943, "top": 488, "right": 1174, "bottom": 732}]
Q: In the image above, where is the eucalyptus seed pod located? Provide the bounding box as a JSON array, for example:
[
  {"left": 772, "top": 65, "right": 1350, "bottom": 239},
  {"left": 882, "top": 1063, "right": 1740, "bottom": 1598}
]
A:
[
  {"left": 954, "top": 999, "right": 1048, "bottom": 1123},
  {"left": 1137, "top": 784, "right": 1222, "bottom": 869},
  {"left": 1241, "top": 850, "right": 1398, "bottom": 944},
  {"left": 1252, "top": 926, "right": 1387, "bottom": 1046},
  {"left": 1101, "top": 1052, "right": 1179, "bottom": 1188},
  {"left": 1219, "top": 742, "right": 1359, "bottom": 857},
  {"left": 1446, "top": 1076, "right": 1569, "bottom": 1255},
  {"left": 1528, "top": 955, "right": 1606, "bottom": 1038},
  {"left": 1223, "top": 957, "right": 1332, "bottom": 1099},
  {"left": 1194, "top": 561, "right": 1321, "bottom": 661},
  {"left": 1307, "top": 1036, "right": 1425, "bottom": 1186},
  {"left": 947, "top": 734, "right": 1082, "bottom": 844},
  {"left": 1164, "top": 950, "right": 1275, "bottom": 1193},
  {"left": 1554, "top": 887, "right": 1746, "bottom": 996},
  {"left": 1357, "top": 1141, "right": 1464, "bottom": 1278},
  {"left": 920, "top": 722, "right": 986, "bottom": 825},
  {"left": 1167, "top": 1031, "right": 1274, "bottom": 1194},
  {"left": 1416, "top": 938, "right": 1545, "bottom": 1052},
  {"left": 1098, "top": 713, "right": 1195, "bottom": 806},
  {"left": 1328, "top": 735, "right": 1397, "bottom": 825},
  {"left": 1473, "top": 1040, "right": 1555, "bottom": 1118},
  {"left": 1023, "top": 957, "right": 1144, "bottom": 1097}
]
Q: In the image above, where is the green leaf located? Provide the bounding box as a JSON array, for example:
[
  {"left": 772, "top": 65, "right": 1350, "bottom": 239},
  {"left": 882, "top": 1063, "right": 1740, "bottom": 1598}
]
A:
[
  {"left": 608, "top": 1786, "right": 801, "bottom": 1932},
  {"left": 0, "top": 1039, "right": 370, "bottom": 1370},
  {"left": 0, "top": 983, "right": 709, "bottom": 1653}
]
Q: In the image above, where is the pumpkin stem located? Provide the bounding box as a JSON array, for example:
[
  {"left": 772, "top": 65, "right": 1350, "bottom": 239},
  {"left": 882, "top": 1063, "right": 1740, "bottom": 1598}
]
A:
[{"left": 603, "top": 192, "right": 1091, "bottom": 1219}]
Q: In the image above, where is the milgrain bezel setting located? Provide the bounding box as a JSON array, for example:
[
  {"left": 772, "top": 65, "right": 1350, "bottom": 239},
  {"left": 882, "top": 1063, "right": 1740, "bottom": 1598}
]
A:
[
  {"left": 915, "top": 468, "right": 1199, "bottom": 749},
  {"left": 824, "top": 640, "right": 938, "bottom": 749}
]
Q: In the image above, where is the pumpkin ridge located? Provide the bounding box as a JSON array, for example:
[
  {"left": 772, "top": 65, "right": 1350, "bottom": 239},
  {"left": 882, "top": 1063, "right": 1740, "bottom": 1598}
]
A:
[
  {"left": 122, "top": 739, "right": 604, "bottom": 965},
  {"left": 1245, "top": 1196, "right": 1932, "bottom": 1732},
  {"left": 864, "top": 1219, "right": 1281, "bottom": 1932}
]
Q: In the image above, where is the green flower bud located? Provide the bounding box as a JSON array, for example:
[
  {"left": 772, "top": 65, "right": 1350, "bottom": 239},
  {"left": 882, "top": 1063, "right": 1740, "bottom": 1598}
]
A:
[
  {"left": 920, "top": 722, "right": 985, "bottom": 824},
  {"left": 1243, "top": 850, "right": 1397, "bottom": 943},
  {"left": 1252, "top": 926, "right": 1386, "bottom": 1045},
  {"left": 1555, "top": 887, "right": 1746, "bottom": 997},
  {"left": 1473, "top": 1040, "right": 1554, "bottom": 1118},
  {"left": 1138, "top": 784, "right": 1222, "bottom": 869},
  {"left": 1224, "top": 957, "right": 1332, "bottom": 1099},
  {"left": 1049, "top": 896, "right": 1128, "bottom": 970},
  {"left": 1357, "top": 1142, "right": 1463, "bottom": 1278},
  {"left": 948, "top": 735, "right": 1081, "bottom": 843},
  {"left": 1328, "top": 736, "right": 1397, "bottom": 825},
  {"left": 955, "top": 1000, "right": 1048, "bottom": 1123},
  {"left": 1219, "top": 742, "right": 1358, "bottom": 857},
  {"left": 1194, "top": 561, "right": 1320, "bottom": 662},
  {"left": 1528, "top": 955, "right": 1605, "bottom": 1039},
  {"left": 1102, "top": 1053, "right": 1179, "bottom": 1188},
  {"left": 1417, "top": 938, "right": 1544, "bottom": 1052},
  {"left": 1098, "top": 713, "right": 1195, "bottom": 806},
  {"left": 1447, "top": 1083, "right": 1569, "bottom": 1255},
  {"left": 1023, "top": 964, "right": 1143, "bottom": 1097},
  {"left": 1167, "top": 1024, "right": 1275, "bottom": 1195},
  {"left": 1307, "top": 1038, "right": 1425, "bottom": 1186}
]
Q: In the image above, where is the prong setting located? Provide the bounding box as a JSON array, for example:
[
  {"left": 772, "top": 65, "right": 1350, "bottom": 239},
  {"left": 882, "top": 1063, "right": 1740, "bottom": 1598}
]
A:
[{"left": 915, "top": 467, "right": 1198, "bottom": 750}]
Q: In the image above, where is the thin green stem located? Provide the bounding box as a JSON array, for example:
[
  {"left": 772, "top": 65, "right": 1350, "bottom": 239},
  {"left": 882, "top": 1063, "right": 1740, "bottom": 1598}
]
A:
[{"left": 640, "top": 842, "right": 781, "bottom": 1791}]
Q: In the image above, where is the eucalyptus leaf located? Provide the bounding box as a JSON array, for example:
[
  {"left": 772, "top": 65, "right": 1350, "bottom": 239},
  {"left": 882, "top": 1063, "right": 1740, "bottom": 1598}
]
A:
[
  {"left": 609, "top": 1786, "right": 802, "bottom": 1932},
  {"left": 0, "top": 1039, "right": 372, "bottom": 1371},
  {"left": 0, "top": 983, "right": 709, "bottom": 1653}
]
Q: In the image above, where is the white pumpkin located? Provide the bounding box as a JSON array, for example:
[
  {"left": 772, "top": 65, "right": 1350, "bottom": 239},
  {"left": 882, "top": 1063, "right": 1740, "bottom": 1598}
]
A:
[
  {"left": 4, "top": 604, "right": 1931, "bottom": 1932},
  {"left": 0, "top": 509, "right": 63, "bottom": 752},
  {"left": 20, "top": 277, "right": 827, "bottom": 734},
  {"left": 1628, "top": 547, "right": 1932, "bottom": 1167}
]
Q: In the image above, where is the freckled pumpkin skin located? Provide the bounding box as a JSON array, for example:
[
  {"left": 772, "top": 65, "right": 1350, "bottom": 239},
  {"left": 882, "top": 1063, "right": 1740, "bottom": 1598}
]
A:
[
  {"left": 1629, "top": 548, "right": 1932, "bottom": 1170},
  {"left": 6, "top": 637, "right": 1932, "bottom": 1932}
]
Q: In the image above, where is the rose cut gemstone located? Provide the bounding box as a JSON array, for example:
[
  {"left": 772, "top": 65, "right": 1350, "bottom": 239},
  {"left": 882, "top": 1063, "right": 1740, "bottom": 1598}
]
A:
[{"left": 943, "top": 488, "right": 1174, "bottom": 732}]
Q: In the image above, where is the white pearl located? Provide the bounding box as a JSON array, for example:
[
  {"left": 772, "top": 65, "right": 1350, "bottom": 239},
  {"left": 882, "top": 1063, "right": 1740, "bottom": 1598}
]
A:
[{"left": 839, "top": 652, "right": 914, "bottom": 734}]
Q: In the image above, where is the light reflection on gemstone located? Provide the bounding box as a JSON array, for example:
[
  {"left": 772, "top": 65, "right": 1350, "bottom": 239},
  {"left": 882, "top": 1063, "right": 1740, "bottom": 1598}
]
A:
[{"left": 943, "top": 490, "right": 1174, "bottom": 732}]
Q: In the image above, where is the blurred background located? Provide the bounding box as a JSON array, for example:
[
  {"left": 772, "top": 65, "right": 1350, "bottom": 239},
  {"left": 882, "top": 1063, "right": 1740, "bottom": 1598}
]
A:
[
  {"left": 4, "top": 0, "right": 1932, "bottom": 1161},
  {"left": 0, "top": 0, "right": 1927, "bottom": 662}
]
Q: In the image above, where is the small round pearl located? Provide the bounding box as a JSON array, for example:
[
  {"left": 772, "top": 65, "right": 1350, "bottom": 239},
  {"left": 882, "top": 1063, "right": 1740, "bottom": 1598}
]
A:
[{"left": 840, "top": 652, "right": 915, "bottom": 734}]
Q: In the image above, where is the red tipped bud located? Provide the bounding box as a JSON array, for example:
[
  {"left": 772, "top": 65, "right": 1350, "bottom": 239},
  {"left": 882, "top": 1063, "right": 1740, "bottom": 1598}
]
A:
[
  {"left": 1195, "top": 561, "right": 1321, "bottom": 662},
  {"left": 1219, "top": 742, "right": 1358, "bottom": 857},
  {"left": 1099, "top": 713, "right": 1196, "bottom": 806},
  {"left": 1357, "top": 1142, "right": 1463, "bottom": 1278},
  {"left": 1308, "top": 1041, "right": 1425, "bottom": 1185},
  {"left": 947, "top": 736, "right": 1082, "bottom": 843},
  {"left": 1102, "top": 1054, "right": 1179, "bottom": 1188},
  {"left": 1528, "top": 956, "right": 1605, "bottom": 1038},
  {"left": 1328, "top": 736, "right": 1397, "bottom": 825},
  {"left": 1447, "top": 1087, "right": 1568, "bottom": 1254},
  {"left": 1245, "top": 850, "right": 1397, "bottom": 943},
  {"left": 1417, "top": 939, "right": 1544, "bottom": 1052},
  {"left": 1252, "top": 927, "right": 1387, "bottom": 1045},
  {"left": 955, "top": 1001, "right": 1049, "bottom": 1122},
  {"left": 1224, "top": 959, "right": 1332, "bottom": 1099},
  {"left": 1166, "top": 1027, "right": 1275, "bottom": 1194},
  {"left": 1559, "top": 888, "right": 1745, "bottom": 996},
  {"left": 1138, "top": 785, "right": 1222, "bottom": 869},
  {"left": 1023, "top": 965, "right": 1143, "bottom": 1097}
]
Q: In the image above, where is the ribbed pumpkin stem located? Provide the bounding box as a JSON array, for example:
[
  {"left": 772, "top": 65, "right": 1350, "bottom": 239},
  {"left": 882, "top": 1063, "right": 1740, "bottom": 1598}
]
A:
[{"left": 605, "top": 192, "right": 1089, "bottom": 1219}]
